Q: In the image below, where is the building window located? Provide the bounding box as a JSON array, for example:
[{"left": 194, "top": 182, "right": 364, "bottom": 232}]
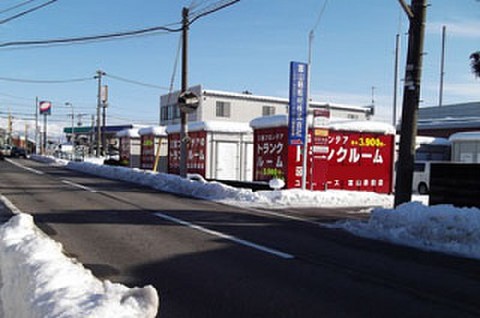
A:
[
  {"left": 161, "top": 105, "right": 181, "bottom": 121},
  {"left": 216, "top": 101, "right": 231, "bottom": 118},
  {"left": 161, "top": 106, "right": 168, "bottom": 121},
  {"left": 262, "top": 106, "right": 276, "bottom": 116}
]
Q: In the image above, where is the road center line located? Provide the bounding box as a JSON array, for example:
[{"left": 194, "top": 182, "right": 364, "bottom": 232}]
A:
[
  {"left": 61, "top": 180, "right": 97, "bottom": 193},
  {"left": 154, "top": 212, "right": 295, "bottom": 260}
]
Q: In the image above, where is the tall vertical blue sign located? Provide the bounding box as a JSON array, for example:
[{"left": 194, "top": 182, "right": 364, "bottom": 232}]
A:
[{"left": 288, "top": 61, "right": 308, "bottom": 145}]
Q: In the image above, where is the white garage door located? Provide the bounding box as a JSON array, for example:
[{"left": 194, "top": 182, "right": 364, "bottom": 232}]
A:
[{"left": 216, "top": 142, "right": 238, "bottom": 180}]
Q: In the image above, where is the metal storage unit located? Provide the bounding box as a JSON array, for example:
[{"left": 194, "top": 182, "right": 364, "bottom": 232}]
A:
[
  {"left": 449, "top": 131, "right": 480, "bottom": 163},
  {"left": 117, "top": 128, "right": 141, "bottom": 168},
  {"left": 138, "top": 126, "right": 168, "bottom": 172},
  {"left": 167, "top": 121, "right": 253, "bottom": 181}
]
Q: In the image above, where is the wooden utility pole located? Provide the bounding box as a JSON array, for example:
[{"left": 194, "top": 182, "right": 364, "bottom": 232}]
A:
[
  {"left": 438, "top": 25, "right": 446, "bottom": 107},
  {"left": 179, "top": 7, "right": 189, "bottom": 178},
  {"left": 394, "top": 0, "right": 428, "bottom": 207},
  {"left": 95, "top": 70, "right": 105, "bottom": 157}
]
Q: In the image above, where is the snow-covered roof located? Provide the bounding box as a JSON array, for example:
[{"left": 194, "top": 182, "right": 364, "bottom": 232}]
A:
[
  {"left": 167, "top": 121, "right": 252, "bottom": 134},
  {"left": 250, "top": 115, "right": 395, "bottom": 134},
  {"left": 249, "top": 115, "right": 288, "bottom": 129},
  {"left": 328, "top": 120, "right": 395, "bottom": 134},
  {"left": 449, "top": 131, "right": 480, "bottom": 142},
  {"left": 116, "top": 128, "right": 140, "bottom": 138},
  {"left": 138, "top": 126, "right": 167, "bottom": 137},
  {"left": 415, "top": 136, "right": 451, "bottom": 145},
  {"left": 418, "top": 117, "right": 480, "bottom": 130}
]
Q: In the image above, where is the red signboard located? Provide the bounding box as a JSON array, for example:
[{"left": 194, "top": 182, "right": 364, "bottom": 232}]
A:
[
  {"left": 253, "top": 128, "right": 288, "bottom": 181},
  {"left": 326, "top": 131, "right": 394, "bottom": 193},
  {"left": 254, "top": 127, "right": 329, "bottom": 190},
  {"left": 168, "top": 131, "right": 207, "bottom": 176},
  {"left": 119, "top": 137, "right": 130, "bottom": 166},
  {"left": 140, "top": 135, "right": 155, "bottom": 170},
  {"left": 253, "top": 125, "right": 394, "bottom": 194}
]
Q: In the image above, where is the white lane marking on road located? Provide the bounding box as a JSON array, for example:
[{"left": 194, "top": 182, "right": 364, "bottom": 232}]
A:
[
  {"left": 6, "top": 158, "right": 44, "bottom": 175},
  {"left": 0, "top": 194, "right": 23, "bottom": 215},
  {"left": 234, "top": 205, "right": 328, "bottom": 228},
  {"left": 61, "top": 180, "right": 97, "bottom": 193},
  {"left": 154, "top": 212, "right": 295, "bottom": 260}
]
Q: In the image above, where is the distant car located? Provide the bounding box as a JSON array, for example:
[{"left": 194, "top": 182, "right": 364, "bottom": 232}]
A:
[
  {"left": 11, "top": 146, "right": 27, "bottom": 158},
  {"left": 0, "top": 144, "right": 13, "bottom": 157},
  {"left": 412, "top": 161, "right": 430, "bottom": 194}
]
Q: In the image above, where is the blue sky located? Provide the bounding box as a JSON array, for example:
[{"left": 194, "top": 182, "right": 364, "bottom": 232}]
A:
[{"left": 1, "top": 0, "right": 479, "bottom": 137}]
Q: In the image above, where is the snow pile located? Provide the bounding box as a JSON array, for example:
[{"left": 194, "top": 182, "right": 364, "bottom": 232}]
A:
[
  {"left": 61, "top": 160, "right": 396, "bottom": 209},
  {"left": 332, "top": 202, "right": 480, "bottom": 260},
  {"left": 252, "top": 188, "right": 393, "bottom": 209},
  {"left": 0, "top": 213, "right": 159, "bottom": 318}
]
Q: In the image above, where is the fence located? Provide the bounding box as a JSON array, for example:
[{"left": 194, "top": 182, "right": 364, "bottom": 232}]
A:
[{"left": 429, "top": 163, "right": 480, "bottom": 208}]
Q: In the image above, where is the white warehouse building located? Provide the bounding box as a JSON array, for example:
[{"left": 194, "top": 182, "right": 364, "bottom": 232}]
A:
[{"left": 160, "top": 85, "right": 374, "bottom": 126}]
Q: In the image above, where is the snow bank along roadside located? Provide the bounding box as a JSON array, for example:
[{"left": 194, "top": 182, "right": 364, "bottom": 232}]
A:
[
  {"left": 331, "top": 202, "right": 480, "bottom": 260},
  {"left": 0, "top": 197, "right": 159, "bottom": 318},
  {"left": 30, "top": 155, "right": 394, "bottom": 209}
]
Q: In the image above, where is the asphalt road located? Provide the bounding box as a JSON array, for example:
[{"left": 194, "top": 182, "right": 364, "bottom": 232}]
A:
[{"left": 1, "top": 158, "right": 480, "bottom": 318}]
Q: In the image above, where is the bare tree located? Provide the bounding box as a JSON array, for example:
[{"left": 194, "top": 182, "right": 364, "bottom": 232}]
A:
[{"left": 470, "top": 51, "right": 480, "bottom": 78}]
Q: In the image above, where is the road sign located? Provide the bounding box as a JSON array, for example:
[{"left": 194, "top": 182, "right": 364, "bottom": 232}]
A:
[
  {"left": 288, "top": 62, "right": 308, "bottom": 145},
  {"left": 178, "top": 91, "right": 199, "bottom": 113}
]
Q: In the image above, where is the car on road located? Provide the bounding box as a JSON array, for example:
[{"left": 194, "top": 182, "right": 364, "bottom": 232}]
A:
[
  {"left": 0, "top": 144, "right": 13, "bottom": 157},
  {"left": 11, "top": 146, "right": 28, "bottom": 158}
]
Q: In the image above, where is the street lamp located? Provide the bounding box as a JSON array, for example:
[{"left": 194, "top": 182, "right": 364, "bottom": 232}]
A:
[{"left": 65, "top": 102, "right": 75, "bottom": 148}]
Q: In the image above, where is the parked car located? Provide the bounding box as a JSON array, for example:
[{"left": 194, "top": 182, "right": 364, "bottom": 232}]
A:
[
  {"left": 11, "top": 146, "right": 27, "bottom": 158},
  {"left": 412, "top": 161, "right": 430, "bottom": 194},
  {"left": 0, "top": 144, "right": 13, "bottom": 157}
]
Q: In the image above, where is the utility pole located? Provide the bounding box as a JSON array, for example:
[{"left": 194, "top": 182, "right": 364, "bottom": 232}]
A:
[
  {"left": 438, "top": 25, "right": 446, "bottom": 107},
  {"left": 65, "top": 102, "right": 75, "bottom": 147},
  {"left": 101, "top": 85, "right": 108, "bottom": 156},
  {"left": 176, "top": 1, "right": 239, "bottom": 177},
  {"left": 43, "top": 111, "right": 47, "bottom": 155},
  {"left": 35, "top": 97, "right": 39, "bottom": 154},
  {"left": 394, "top": 0, "right": 428, "bottom": 207},
  {"left": 95, "top": 70, "right": 105, "bottom": 157},
  {"left": 179, "top": 7, "right": 189, "bottom": 178},
  {"left": 393, "top": 33, "right": 400, "bottom": 127},
  {"left": 90, "top": 115, "right": 95, "bottom": 155},
  {"left": 7, "top": 112, "right": 12, "bottom": 144}
]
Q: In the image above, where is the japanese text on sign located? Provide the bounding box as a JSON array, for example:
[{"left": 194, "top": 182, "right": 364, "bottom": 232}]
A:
[
  {"left": 254, "top": 129, "right": 287, "bottom": 181},
  {"left": 288, "top": 61, "right": 308, "bottom": 145}
]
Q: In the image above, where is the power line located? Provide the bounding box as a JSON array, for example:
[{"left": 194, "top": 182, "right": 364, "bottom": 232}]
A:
[
  {"left": 189, "top": 0, "right": 240, "bottom": 25},
  {"left": 0, "top": 92, "right": 33, "bottom": 100},
  {"left": 0, "top": 0, "right": 39, "bottom": 15},
  {"left": 311, "top": 0, "right": 329, "bottom": 32},
  {"left": 0, "top": 76, "right": 93, "bottom": 84},
  {"left": 0, "top": 23, "right": 182, "bottom": 49},
  {"left": 105, "top": 73, "right": 170, "bottom": 90},
  {"left": 0, "top": 0, "right": 59, "bottom": 25}
]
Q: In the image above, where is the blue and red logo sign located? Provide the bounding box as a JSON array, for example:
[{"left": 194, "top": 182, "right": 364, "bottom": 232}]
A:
[{"left": 39, "top": 101, "right": 52, "bottom": 115}]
